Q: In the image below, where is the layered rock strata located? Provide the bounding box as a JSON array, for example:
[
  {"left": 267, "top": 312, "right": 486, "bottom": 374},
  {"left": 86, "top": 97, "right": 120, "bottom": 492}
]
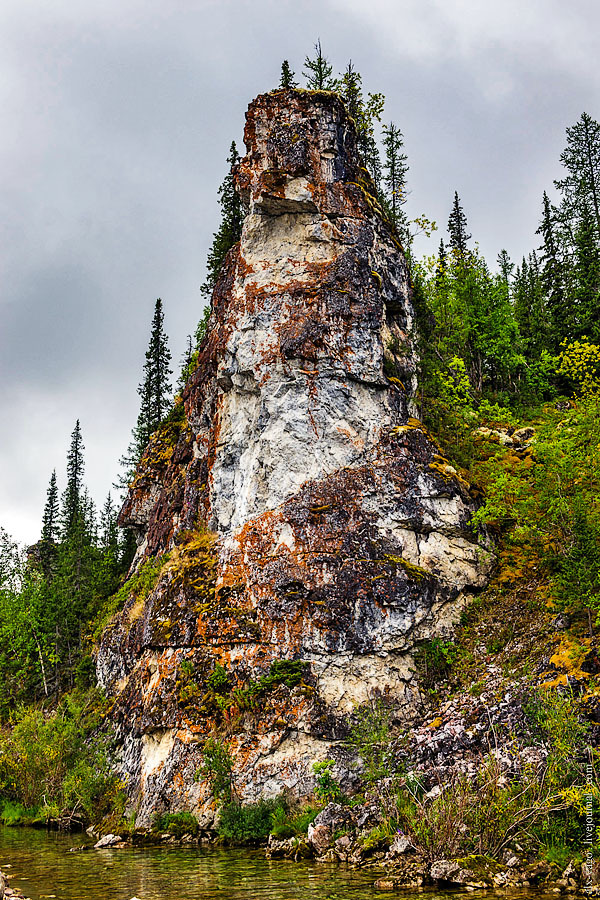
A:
[{"left": 97, "top": 89, "right": 492, "bottom": 823}]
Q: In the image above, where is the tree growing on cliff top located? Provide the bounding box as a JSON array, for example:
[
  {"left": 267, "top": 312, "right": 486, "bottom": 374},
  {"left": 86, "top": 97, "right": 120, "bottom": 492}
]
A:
[
  {"left": 303, "top": 40, "right": 336, "bottom": 90},
  {"left": 199, "top": 142, "right": 244, "bottom": 309},
  {"left": 279, "top": 60, "right": 297, "bottom": 89}
]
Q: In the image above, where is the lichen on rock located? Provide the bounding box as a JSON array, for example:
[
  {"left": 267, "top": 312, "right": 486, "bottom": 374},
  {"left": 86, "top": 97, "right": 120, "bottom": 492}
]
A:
[{"left": 96, "top": 88, "right": 493, "bottom": 824}]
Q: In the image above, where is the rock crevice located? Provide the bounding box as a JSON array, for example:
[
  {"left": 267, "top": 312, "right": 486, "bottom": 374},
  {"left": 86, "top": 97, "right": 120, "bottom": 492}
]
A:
[{"left": 97, "top": 89, "right": 492, "bottom": 823}]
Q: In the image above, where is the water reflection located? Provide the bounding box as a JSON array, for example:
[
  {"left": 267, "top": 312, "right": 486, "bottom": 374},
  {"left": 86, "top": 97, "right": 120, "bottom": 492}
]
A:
[{"left": 0, "top": 828, "right": 382, "bottom": 900}]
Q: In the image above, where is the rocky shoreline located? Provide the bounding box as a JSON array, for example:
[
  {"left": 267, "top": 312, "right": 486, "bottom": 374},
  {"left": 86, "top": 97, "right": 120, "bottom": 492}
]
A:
[
  {"left": 0, "top": 869, "right": 32, "bottom": 900},
  {"left": 85, "top": 819, "right": 596, "bottom": 895}
]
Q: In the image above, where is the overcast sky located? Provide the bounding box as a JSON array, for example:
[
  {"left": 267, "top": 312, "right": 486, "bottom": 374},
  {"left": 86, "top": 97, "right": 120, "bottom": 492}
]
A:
[{"left": 1, "top": 0, "right": 598, "bottom": 545}]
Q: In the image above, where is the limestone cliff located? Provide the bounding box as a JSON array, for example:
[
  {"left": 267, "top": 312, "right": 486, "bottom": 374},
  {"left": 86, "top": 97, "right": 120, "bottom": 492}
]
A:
[{"left": 96, "top": 89, "right": 492, "bottom": 824}]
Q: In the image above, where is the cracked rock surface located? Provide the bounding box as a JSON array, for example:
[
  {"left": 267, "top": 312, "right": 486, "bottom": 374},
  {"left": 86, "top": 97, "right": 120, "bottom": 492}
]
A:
[{"left": 96, "top": 89, "right": 493, "bottom": 824}]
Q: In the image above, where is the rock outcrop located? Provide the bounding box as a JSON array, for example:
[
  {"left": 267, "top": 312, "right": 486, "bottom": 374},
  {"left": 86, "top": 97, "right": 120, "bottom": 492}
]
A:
[{"left": 96, "top": 88, "right": 492, "bottom": 823}]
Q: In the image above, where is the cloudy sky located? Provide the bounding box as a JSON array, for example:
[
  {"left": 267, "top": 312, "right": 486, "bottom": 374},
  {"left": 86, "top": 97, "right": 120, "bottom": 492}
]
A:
[{"left": 1, "top": 0, "right": 598, "bottom": 544}]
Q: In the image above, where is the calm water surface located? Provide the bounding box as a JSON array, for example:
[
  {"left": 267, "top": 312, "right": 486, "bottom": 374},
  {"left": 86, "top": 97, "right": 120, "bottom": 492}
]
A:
[
  {"left": 0, "top": 827, "right": 546, "bottom": 900},
  {"left": 0, "top": 827, "right": 385, "bottom": 900}
]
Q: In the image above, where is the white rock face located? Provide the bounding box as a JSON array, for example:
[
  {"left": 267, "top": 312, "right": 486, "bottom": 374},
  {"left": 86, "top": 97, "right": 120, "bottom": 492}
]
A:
[{"left": 105, "top": 89, "right": 493, "bottom": 823}]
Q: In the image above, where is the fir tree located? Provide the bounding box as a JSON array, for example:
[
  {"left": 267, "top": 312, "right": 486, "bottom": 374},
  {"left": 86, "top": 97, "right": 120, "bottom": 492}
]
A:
[
  {"left": 555, "top": 112, "right": 600, "bottom": 242},
  {"left": 497, "top": 249, "right": 514, "bottom": 284},
  {"left": 337, "top": 62, "right": 385, "bottom": 190},
  {"left": 279, "top": 60, "right": 297, "bottom": 89},
  {"left": 447, "top": 191, "right": 471, "bottom": 257},
  {"left": 40, "top": 470, "right": 59, "bottom": 575},
  {"left": 303, "top": 40, "right": 336, "bottom": 91},
  {"left": 573, "top": 197, "right": 600, "bottom": 339},
  {"left": 200, "top": 142, "right": 243, "bottom": 301},
  {"left": 41, "top": 470, "right": 59, "bottom": 546},
  {"left": 537, "top": 190, "right": 567, "bottom": 347},
  {"left": 382, "top": 122, "right": 409, "bottom": 238},
  {"left": 119, "top": 299, "right": 173, "bottom": 486},
  {"left": 61, "top": 421, "right": 85, "bottom": 538}
]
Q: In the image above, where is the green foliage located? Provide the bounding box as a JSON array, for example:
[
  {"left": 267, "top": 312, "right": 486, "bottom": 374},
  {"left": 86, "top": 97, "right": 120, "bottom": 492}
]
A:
[
  {"left": 389, "top": 689, "right": 593, "bottom": 863},
  {"left": 270, "top": 803, "right": 319, "bottom": 839},
  {"left": 218, "top": 798, "right": 283, "bottom": 844},
  {"left": 415, "top": 639, "right": 458, "bottom": 690},
  {"left": 198, "top": 737, "right": 234, "bottom": 803},
  {"left": 151, "top": 810, "right": 199, "bottom": 838},
  {"left": 471, "top": 394, "right": 600, "bottom": 628},
  {"left": 279, "top": 60, "right": 297, "bottom": 89},
  {"left": 200, "top": 142, "right": 243, "bottom": 302},
  {"left": 94, "top": 554, "right": 167, "bottom": 638},
  {"left": 0, "top": 689, "right": 116, "bottom": 823},
  {"left": 303, "top": 40, "right": 336, "bottom": 90},
  {"left": 347, "top": 699, "right": 394, "bottom": 786},
  {"left": 312, "top": 759, "right": 343, "bottom": 804},
  {"left": 207, "top": 663, "right": 230, "bottom": 694}
]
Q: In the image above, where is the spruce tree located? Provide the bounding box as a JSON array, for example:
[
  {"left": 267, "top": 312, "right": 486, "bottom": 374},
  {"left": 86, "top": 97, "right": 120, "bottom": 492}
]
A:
[
  {"left": 40, "top": 470, "right": 59, "bottom": 575},
  {"left": 555, "top": 112, "right": 600, "bottom": 242},
  {"left": 382, "top": 122, "right": 409, "bottom": 238},
  {"left": 62, "top": 421, "right": 85, "bottom": 538},
  {"left": 337, "top": 62, "right": 385, "bottom": 191},
  {"left": 279, "top": 60, "right": 297, "bottom": 89},
  {"left": 447, "top": 191, "right": 471, "bottom": 257},
  {"left": 119, "top": 299, "right": 173, "bottom": 486},
  {"left": 137, "top": 298, "right": 172, "bottom": 448},
  {"left": 537, "top": 190, "right": 567, "bottom": 347},
  {"left": 200, "top": 142, "right": 243, "bottom": 301},
  {"left": 303, "top": 40, "right": 336, "bottom": 90},
  {"left": 497, "top": 249, "right": 514, "bottom": 285},
  {"left": 573, "top": 198, "right": 600, "bottom": 339}
]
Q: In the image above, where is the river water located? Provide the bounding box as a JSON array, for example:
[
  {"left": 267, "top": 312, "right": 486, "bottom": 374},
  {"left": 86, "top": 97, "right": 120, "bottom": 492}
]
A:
[
  {"left": 0, "top": 827, "right": 389, "bottom": 900},
  {"left": 0, "top": 827, "right": 553, "bottom": 900}
]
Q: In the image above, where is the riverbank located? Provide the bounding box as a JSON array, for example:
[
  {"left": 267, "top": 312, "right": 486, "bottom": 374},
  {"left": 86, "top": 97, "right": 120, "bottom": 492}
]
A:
[{"left": 0, "top": 868, "right": 32, "bottom": 900}]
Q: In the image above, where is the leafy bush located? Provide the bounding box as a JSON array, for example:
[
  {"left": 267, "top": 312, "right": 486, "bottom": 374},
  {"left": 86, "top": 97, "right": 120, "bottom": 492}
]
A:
[
  {"left": 151, "top": 810, "right": 199, "bottom": 838},
  {"left": 414, "top": 639, "right": 458, "bottom": 689},
  {"left": 347, "top": 698, "right": 395, "bottom": 786},
  {"left": 197, "top": 737, "right": 234, "bottom": 802},
  {"left": 388, "top": 689, "right": 595, "bottom": 862},
  {"left": 218, "top": 798, "right": 282, "bottom": 844},
  {"left": 270, "top": 803, "right": 319, "bottom": 838},
  {"left": 0, "top": 689, "right": 116, "bottom": 823},
  {"left": 312, "top": 759, "right": 343, "bottom": 804}
]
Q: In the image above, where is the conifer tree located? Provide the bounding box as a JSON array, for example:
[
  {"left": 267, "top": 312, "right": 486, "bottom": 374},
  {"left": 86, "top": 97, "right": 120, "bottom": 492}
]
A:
[
  {"left": 555, "top": 111, "right": 600, "bottom": 241},
  {"left": 61, "top": 421, "right": 85, "bottom": 538},
  {"left": 303, "top": 40, "right": 336, "bottom": 90},
  {"left": 447, "top": 191, "right": 472, "bottom": 257},
  {"left": 497, "top": 249, "right": 514, "bottom": 285},
  {"left": 337, "top": 62, "right": 385, "bottom": 190},
  {"left": 537, "top": 190, "right": 567, "bottom": 347},
  {"left": 119, "top": 299, "right": 173, "bottom": 486},
  {"left": 40, "top": 470, "right": 59, "bottom": 575},
  {"left": 279, "top": 60, "right": 297, "bottom": 89},
  {"left": 200, "top": 142, "right": 244, "bottom": 302},
  {"left": 573, "top": 198, "right": 600, "bottom": 339},
  {"left": 382, "top": 122, "right": 409, "bottom": 239},
  {"left": 137, "top": 298, "right": 172, "bottom": 447}
]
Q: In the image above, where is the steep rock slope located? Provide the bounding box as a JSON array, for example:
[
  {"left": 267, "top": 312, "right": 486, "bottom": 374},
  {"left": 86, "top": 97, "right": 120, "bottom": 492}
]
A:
[{"left": 97, "top": 89, "right": 492, "bottom": 823}]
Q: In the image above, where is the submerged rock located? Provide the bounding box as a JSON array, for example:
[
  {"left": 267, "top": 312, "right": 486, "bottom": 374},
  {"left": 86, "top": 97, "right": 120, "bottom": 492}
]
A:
[{"left": 96, "top": 88, "right": 492, "bottom": 823}]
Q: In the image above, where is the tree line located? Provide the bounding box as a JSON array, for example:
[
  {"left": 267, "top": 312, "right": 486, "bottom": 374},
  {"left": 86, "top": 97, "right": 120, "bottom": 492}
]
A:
[{"left": 1, "top": 45, "right": 599, "bottom": 713}]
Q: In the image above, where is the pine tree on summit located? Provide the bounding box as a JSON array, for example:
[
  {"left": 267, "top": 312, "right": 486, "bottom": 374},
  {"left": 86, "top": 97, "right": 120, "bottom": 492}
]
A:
[
  {"left": 447, "top": 191, "right": 471, "bottom": 257},
  {"left": 303, "top": 40, "right": 336, "bottom": 90},
  {"left": 279, "top": 60, "right": 297, "bottom": 89}
]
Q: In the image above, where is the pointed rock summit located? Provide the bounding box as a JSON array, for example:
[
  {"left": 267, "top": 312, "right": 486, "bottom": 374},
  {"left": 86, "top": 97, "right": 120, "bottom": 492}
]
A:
[{"left": 97, "top": 89, "right": 492, "bottom": 822}]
